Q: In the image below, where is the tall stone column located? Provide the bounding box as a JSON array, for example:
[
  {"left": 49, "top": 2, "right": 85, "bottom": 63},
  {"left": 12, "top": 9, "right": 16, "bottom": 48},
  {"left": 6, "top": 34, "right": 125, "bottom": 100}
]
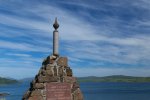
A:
[{"left": 53, "top": 18, "right": 59, "bottom": 56}]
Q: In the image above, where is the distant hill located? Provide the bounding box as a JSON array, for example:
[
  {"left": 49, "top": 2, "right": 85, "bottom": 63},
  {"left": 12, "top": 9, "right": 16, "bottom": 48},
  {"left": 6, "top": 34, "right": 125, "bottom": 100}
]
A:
[
  {"left": 20, "top": 77, "right": 33, "bottom": 82},
  {"left": 77, "top": 75, "right": 150, "bottom": 82},
  {"left": 0, "top": 77, "right": 18, "bottom": 85},
  {"left": 20, "top": 75, "right": 150, "bottom": 83}
]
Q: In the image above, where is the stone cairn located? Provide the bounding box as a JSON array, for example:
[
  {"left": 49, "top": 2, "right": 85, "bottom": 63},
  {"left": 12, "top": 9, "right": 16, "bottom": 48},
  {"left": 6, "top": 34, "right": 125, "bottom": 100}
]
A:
[{"left": 22, "top": 18, "right": 83, "bottom": 100}]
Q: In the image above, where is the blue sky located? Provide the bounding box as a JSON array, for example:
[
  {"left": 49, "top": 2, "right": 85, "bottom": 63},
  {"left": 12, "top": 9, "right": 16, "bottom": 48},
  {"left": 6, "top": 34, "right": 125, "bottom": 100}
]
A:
[{"left": 0, "top": 0, "right": 150, "bottom": 79}]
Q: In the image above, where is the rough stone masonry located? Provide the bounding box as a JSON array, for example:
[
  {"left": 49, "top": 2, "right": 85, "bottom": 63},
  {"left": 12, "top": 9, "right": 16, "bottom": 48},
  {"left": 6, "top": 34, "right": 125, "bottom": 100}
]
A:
[{"left": 22, "top": 18, "right": 83, "bottom": 100}]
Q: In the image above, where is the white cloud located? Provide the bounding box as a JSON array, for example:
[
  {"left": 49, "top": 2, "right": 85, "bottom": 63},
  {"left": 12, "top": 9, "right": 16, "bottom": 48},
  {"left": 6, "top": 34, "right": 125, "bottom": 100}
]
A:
[
  {"left": 0, "top": 67, "right": 38, "bottom": 79},
  {"left": 64, "top": 34, "right": 150, "bottom": 66},
  {"left": 6, "top": 53, "right": 31, "bottom": 57},
  {"left": 0, "top": 40, "right": 50, "bottom": 52},
  {"left": 0, "top": 3, "right": 100, "bottom": 40},
  {"left": 0, "top": 13, "right": 50, "bottom": 34},
  {"left": 0, "top": 0, "right": 150, "bottom": 79}
]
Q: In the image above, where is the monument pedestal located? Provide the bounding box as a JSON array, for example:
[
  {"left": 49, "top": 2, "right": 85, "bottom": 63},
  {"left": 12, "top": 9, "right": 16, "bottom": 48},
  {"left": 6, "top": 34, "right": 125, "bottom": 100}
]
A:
[{"left": 22, "top": 56, "right": 83, "bottom": 100}]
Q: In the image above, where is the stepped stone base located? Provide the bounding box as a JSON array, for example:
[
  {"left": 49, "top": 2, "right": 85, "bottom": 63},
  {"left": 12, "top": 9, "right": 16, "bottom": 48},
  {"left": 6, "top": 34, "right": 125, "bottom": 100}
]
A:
[{"left": 22, "top": 55, "right": 83, "bottom": 100}]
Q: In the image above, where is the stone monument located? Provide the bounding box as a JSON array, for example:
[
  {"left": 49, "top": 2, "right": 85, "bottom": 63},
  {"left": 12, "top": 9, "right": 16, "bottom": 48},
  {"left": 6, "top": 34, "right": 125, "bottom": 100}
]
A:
[{"left": 22, "top": 18, "right": 83, "bottom": 100}]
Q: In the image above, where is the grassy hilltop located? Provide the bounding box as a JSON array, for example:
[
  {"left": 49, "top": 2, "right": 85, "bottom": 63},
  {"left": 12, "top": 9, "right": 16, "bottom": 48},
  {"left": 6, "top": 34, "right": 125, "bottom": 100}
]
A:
[
  {"left": 0, "top": 77, "right": 18, "bottom": 85},
  {"left": 77, "top": 75, "right": 150, "bottom": 83}
]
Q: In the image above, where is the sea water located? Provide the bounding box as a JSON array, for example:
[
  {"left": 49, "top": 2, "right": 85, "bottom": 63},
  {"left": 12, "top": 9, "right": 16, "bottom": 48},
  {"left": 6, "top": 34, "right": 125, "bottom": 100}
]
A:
[
  {"left": 0, "top": 82, "right": 150, "bottom": 100},
  {"left": 81, "top": 82, "right": 150, "bottom": 100}
]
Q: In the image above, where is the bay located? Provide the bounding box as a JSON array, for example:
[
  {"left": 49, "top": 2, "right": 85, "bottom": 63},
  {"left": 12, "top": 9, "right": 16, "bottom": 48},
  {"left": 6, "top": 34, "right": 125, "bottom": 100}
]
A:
[
  {"left": 0, "top": 82, "right": 150, "bottom": 100},
  {"left": 80, "top": 82, "right": 150, "bottom": 100}
]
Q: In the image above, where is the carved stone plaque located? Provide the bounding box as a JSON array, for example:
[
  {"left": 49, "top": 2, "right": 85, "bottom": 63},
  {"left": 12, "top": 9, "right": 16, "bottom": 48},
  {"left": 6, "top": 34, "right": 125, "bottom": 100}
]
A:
[{"left": 46, "top": 83, "right": 71, "bottom": 100}]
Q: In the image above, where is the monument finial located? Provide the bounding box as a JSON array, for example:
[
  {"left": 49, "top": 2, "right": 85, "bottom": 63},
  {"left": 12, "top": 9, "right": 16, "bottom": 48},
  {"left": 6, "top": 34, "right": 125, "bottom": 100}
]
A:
[{"left": 53, "top": 17, "right": 59, "bottom": 30}]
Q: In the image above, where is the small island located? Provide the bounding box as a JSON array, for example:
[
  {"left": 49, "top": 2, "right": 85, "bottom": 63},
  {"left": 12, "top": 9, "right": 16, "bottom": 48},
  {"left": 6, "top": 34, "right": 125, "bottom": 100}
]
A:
[
  {"left": 0, "top": 93, "right": 9, "bottom": 96},
  {"left": 0, "top": 77, "right": 18, "bottom": 85},
  {"left": 77, "top": 75, "right": 150, "bottom": 83}
]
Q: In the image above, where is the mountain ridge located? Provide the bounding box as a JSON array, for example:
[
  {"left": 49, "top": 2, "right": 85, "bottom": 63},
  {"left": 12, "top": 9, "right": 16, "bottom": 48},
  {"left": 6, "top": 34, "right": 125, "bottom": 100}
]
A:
[
  {"left": 20, "top": 75, "right": 150, "bottom": 83},
  {"left": 77, "top": 75, "right": 150, "bottom": 82},
  {"left": 0, "top": 77, "right": 18, "bottom": 85}
]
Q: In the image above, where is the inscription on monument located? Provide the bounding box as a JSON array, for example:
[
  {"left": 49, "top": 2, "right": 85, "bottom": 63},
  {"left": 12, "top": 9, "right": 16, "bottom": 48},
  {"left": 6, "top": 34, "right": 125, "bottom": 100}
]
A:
[{"left": 46, "top": 83, "right": 71, "bottom": 100}]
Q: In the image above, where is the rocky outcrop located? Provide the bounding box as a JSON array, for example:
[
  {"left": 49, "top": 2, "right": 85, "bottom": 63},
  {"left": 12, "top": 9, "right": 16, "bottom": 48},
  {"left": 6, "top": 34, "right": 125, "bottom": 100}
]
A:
[{"left": 22, "top": 55, "right": 83, "bottom": 100}]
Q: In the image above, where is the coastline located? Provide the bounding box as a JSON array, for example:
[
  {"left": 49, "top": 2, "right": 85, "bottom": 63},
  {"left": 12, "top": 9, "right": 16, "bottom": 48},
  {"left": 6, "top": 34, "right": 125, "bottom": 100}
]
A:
[{"left": 0, "top": 93, "right": 9, "bottom": 96}]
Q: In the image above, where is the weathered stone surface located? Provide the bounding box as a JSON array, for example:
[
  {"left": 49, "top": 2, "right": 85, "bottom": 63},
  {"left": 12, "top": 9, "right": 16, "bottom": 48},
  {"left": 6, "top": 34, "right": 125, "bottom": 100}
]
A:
[
  {"left": 72, "top": 82, "right": 80, "bottom": 92},
  {"left": 23, "top": 56, "right": 83, "bottom": 100},
  {"left": 42, "top": 55, "right": 56, "bottom": 65},
  {"left": 45, "top": 64, "right": 53, "bottom": 70},
  {"left": 64, "top": 76, "right": 77, "bottom": 83},
  {"left": 41, "top": 69, "right": 47, "bottom": 76},
  {"left": 42, "top": 56, "right": 51, "bottom": 65},
  {"left": 46, "top": 56, "right": 54, "bottom": 64},
  {"left": 66, "top": 67, "right": 73, "bottom": 76},
  {"left": 49, "top": 76, "right": 59, "bottom": 82},
  {"left": 57, "top": 57, "right": 68, "bottom": 67},
  {"left": 30, "top": 90, "right": 42, "bottom": 96},
  {"left": 58, "top": 67, "right": 63, "bottom": 76},
  {"left": 60, "top": 76, "right": 64, "bottom": 82},
  {"left": 41, "top": 89, "right": 46, "bottom": 96},
  {"left": 37, "top": 75, "right": 50, "bottom": 83},
  {"left": 38, "top": 76, "right": 59, "bottom": 83},
  {"left": 22, "top": 90, "right": 30, "bottom": 100},
  {"left": 53, "top": 66, "right": 57, "bottom": 76},
  {"left": 72, "top": 88, "right": 83, "bottom": 100},
  {"left": 49, "top": 58, "right": 55, "bottom": 64},
  {"left": 33, "top": 83, "right": 44, "bottom": 89},
  {"left": 46, "top": 69, "right": 53, "bottom": 76},
  {"left": 51, "top": 55, "right": 57, "bottom": 60},
  {"left": 28, "top": 96, "right": 43, "bottom": 100}
]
